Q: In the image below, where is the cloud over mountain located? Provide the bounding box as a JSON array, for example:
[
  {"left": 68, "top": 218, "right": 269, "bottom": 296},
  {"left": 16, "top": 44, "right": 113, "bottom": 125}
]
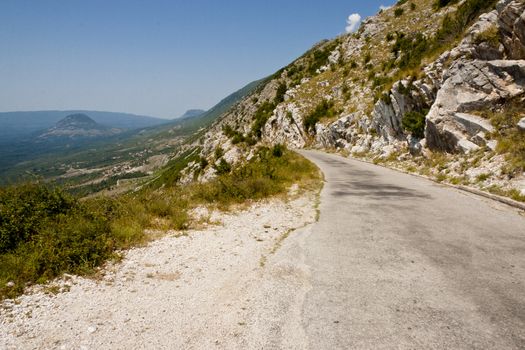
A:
[{"left": 345, "top": 13, "right": 362, "bottom": 33}]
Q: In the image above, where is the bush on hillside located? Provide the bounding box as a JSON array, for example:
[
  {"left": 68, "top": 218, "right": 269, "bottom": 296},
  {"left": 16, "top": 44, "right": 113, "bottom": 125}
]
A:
[
  {"left": 251, "top": 101, "right": 276, "bottom": 138},
  {"left": 402, "top": 110, "right": 428, "bottom": 138},
  {"left": 303, "top": 100, "right": 336, "bottom": 133}
]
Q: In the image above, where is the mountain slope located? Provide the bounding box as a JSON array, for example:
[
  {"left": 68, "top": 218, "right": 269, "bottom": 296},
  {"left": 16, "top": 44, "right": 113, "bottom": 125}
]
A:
[
  {"left": 183, "top": 0, "right": 525, "bottom": 202},
  {"left": 178, "top": 109, "right": 206, "bottom": 120}
]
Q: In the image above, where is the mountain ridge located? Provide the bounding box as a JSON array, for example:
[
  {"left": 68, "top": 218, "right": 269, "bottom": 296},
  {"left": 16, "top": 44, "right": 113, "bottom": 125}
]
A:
[
  {"left": 0, "top": 110, "right": 167, "bottom": 142},
  {"left": 178, "top": 109, "right": 206, "bottom": 120}
]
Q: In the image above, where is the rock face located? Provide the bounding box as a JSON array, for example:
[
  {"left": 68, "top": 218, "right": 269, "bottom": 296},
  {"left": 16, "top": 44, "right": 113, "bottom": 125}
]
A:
[
  {"left": 315, "top": 115, "right": 355, "bottom": 149},
  {"left": 368, "top": 0, "right": 525, "bottom": 154},
  {"left": 263, "top": 104, "right": 307, "bottom": 149},
  {"left": 425, "top": 60, "right": 525, "bottom": 152},
  {"left": 498, "top": 0, "right": 525, "bottom": 59}
]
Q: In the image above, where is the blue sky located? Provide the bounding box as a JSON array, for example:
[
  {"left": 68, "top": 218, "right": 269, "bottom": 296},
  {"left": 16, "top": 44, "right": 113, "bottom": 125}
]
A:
[{"left": 0, "top": 1, "right": 394, "bottom": 119}]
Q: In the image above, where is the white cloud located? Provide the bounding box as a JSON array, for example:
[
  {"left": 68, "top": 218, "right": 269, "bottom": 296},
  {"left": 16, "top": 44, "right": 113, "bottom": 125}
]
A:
[
  {"left": 380, "top": 5, "right": 391, "bottom": 11},
  {"left": 345, "top": 13, "right": 362, "bottom": 33}
]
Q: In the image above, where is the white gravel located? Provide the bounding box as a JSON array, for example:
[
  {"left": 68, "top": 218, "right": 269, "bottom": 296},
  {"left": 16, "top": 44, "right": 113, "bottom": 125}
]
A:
[{"left": 0, "top": 193, "right": 317, "bottom": 350}]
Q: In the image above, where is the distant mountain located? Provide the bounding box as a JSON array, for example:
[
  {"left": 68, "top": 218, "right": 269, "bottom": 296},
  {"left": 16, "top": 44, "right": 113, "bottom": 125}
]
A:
[
  {"left": 178, "top": 109, "right": 206, "bottom": 120},
  {"left": 37, "top": 113, "right": 122, "bottom": 140},
  {"left": 0, "top": 110, "right": 168, "bottom": 142},
  {"left": 0, "top": 79, "right": 264, "bottom": 187}
]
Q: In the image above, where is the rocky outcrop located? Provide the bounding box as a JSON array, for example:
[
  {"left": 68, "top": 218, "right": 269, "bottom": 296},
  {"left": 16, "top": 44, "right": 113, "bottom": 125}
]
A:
[
  {"left": 315, "top": 115, "right": 356, "bottom": 149},
  {"left": 498, "top": 0, "right": 525, "bottom": 59},
  {"left": 425, "top": 59, "right": 525, "bottom": 152},
  {"left": 263, "top": 104, "right": 307, "bottom": 148},
  {"left": 366, "top": 0, "right": 525, "bottom": 154},
  {"left": 371, "top": 79, "right": 435, "bottom": 142}
]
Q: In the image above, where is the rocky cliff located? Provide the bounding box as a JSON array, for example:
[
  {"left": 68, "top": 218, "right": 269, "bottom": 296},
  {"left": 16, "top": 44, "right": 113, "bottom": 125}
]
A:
[{"left": 183, "top": 0, "right": 525, "bottom": 200}]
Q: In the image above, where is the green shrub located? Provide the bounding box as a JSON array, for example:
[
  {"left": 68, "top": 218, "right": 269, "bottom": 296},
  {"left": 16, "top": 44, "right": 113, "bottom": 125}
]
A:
[
  {"left": 214, "top": 158, "right": 232, "bottom": 175},
  {"left": 435, "top": 0, "right": 498, "bottom": 45},
  {"left": 274, "top": 82, "right": 287, "bottom": 104},
  {"left": 0, "top": 184, "right": 75, "bottom": 253},
  {"left": 199, "top": 157, "right": 209, "bottom": 170},
  {"left": 0, "top": 188, "right": 146, "bottom": 298},
  {"left": 251, "top": 101, "right": 276, "bottom": 138},
  {"left": 391, "top": 32, "right": 430, "bottom": 69},
  {"left": 306, "top": 41, "right": 339, "bottom": 75},
  {"left": 394, "top": 8, "right": 404, "bottom": 17},
  {"left": 482, "top": 97, "right": 525, "bottom": 176},
  {"left": 402, "top": 110, "right": 427, "bottom": 138},
  {"left": 192, "top": 146, "right": 319, "bottom": 206},
  {"left": 363, "top": 52, "right": 371, "bottom": 65},
  {"left": 214, "top": 147, "right": 224, "bottom": 159},
  {"left": 272, "top": 144, "right": 285, "bottom": 157},
  {"left": 303, "top": 100, "right": 336, "bottom": 133}
]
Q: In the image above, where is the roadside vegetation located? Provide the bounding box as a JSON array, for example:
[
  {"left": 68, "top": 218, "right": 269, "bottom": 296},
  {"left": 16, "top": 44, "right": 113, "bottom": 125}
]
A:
[{"left": 0, "top": 146, "right": 320, "bottom": 300}]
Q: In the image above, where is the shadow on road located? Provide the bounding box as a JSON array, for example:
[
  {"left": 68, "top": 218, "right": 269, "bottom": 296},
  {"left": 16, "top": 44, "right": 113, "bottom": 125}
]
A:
[{"left": 320, "top": 157, "right": 431, "bottom": 200}]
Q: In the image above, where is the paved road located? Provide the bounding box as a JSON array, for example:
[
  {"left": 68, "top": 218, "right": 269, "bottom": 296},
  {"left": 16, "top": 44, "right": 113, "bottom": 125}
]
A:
[{"left": 245, "top": 150, "right": 525, "bottom": 349}]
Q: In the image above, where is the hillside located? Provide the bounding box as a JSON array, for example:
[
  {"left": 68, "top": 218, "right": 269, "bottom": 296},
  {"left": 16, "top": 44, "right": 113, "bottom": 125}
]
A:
[
  {"left": 181, "top": 0, "right": 525, "bottom": 202},
  {"left": 178, "top": 109, "right": 206, "bottom": 120}
]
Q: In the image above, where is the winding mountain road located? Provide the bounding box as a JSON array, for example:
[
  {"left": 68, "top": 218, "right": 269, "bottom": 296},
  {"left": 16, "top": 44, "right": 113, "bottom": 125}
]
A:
[
  {"left": 244, "top": 150, "right": 525, "bottom": 349},
  {"left": 2, "top": 151, "right": 525, "bottom": 350}
]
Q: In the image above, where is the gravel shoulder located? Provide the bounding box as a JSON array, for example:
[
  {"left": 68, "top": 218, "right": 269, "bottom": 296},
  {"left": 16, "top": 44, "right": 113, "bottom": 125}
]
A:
[{"left": 0, "top": 192, "right": 318, "bottom": 350}]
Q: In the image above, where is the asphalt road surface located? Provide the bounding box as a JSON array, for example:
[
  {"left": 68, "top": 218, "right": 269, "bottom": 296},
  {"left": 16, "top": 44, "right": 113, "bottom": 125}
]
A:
[{"left": 245, "top": 150, "right": 525, "bottom": 349}]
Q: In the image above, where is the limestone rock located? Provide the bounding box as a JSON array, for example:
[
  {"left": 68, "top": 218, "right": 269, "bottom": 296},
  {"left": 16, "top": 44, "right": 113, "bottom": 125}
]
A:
[
  {"left": 498, "top": 0, "right": 525, "bottom": 59},
  {"left": 426, "top": 59, "right": 525, "bottom": 152},
  {"left": 262, "top": 104, "right": 307, "bottom": 149},
  {"left": 315, "top": 115, "right": 355, "bottom": 149},
  {"left": 518, "top": 117, "right": 525, "bottom": 130}
]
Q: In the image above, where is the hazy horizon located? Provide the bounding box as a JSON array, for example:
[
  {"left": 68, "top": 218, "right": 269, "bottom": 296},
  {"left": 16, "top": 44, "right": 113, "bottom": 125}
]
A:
[{"left": 1, "top": 0, "right": 393, "bottom": 119}]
